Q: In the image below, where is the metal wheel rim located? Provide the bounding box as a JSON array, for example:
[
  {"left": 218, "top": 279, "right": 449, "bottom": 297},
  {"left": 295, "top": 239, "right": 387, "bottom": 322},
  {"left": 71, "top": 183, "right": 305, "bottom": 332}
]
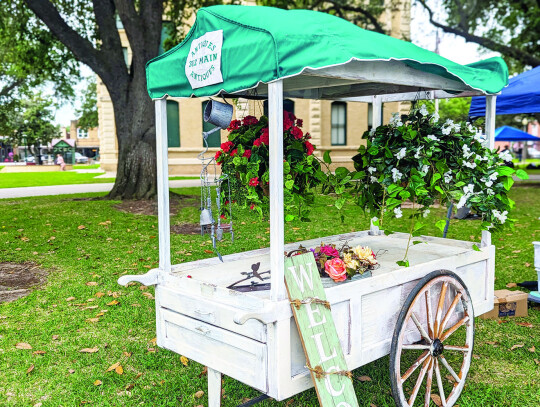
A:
[{"left": 393, "top": 274, "right": 474, "bottom": 407}]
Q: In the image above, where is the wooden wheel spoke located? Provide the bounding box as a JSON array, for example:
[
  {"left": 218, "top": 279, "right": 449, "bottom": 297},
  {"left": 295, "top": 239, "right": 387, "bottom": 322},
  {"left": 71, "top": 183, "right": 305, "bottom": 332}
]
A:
[
  {"left": 425, "top": 289, "right": 434, "bottom": 339},
  {"left": 444, "top": 345, "right": 470, "bottom": 352},
  {"left": 402, "top": 344, "right": 430, "bottom": 351},
  {"left": 434, "top": 358, "right": 447, "bottom": 407},
  {"left": 440, "top": 315, "right": 469, "bottom": 342},
  {"left": 407, "top": 356, "right": 431, "bottom": 406},
  {"left": 438, "top": 292, "right": 462, "bottom": 337},
  {"left": 439, "top": 355, "right": 461, "bottom": 384},
  {"left": 401, "top": 350, "right": 429, "bottom": 383},
  {"left": 433, "top": 282, "right": 448, "bottom": 337},
  {"left": 424, "top": 357, "right": 434, "bottom": 407},
  {"left": 411, "top": 312, "right": 432, "bottom": 343}
]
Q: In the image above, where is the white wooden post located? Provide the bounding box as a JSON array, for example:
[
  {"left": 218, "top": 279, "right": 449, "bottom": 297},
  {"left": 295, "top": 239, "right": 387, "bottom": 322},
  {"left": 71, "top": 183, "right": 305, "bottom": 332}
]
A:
[
  {"left": 155, "top": 98, "right": 171, "bottom": 271},
  {"left": 207, "top": 367, "right": 222, "bottom": 407},
  {"left": 481, "top": 95, "right": 497, "bottom": 247},
  {"left": 372, "top": 95, "right": 382, "bottom": 127},
  {"left": 268, "top": 80, "right": 286, "bottom": 301}
]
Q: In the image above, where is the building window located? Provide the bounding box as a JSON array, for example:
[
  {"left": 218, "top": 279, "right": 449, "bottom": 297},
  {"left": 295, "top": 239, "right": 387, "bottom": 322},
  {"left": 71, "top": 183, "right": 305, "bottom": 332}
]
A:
[
  {"left": 331, "top": 102, "right": 347, "bottom": 145},
  {"left": 77, "top": 128, "right": 89, "bottom": 139},
  {"left": 202, "top": 101, "right": 220, "bottom": 148},
  {"left": 166, "top": 100, "right": 180, "bottom": 147},
  {"left": 263, "top": 99, "right": 295, "bottom": 117}
]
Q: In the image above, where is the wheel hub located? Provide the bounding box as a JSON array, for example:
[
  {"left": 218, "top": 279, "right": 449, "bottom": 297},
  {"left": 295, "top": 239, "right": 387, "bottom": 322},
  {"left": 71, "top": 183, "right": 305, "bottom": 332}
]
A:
[{"left": 431, "top": 338, "right": 444, "bottom": 357}]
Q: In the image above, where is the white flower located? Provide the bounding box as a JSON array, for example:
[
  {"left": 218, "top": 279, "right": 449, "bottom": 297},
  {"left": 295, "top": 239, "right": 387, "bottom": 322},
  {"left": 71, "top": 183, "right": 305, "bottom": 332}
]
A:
[
  {"left": 444, "top": 171, "right": 452, "bottom": 183},
  {"left": 396, "top": 147, "right": 406, "bottom": 160},
  {"left": 414, "top": 147, "right": 422, "bottom": 159},
  {"left": 368, "top": 166, "right": 376, "bottom": 174},
  {"left": 489, "top": 173, "right": 498, "bottom": 181},
  {"left": 370, "top": 176, "right": 378, "bottom": 183},
  {"left": 432, "top": 111, "right": 440, "bottom": 123},
  {"left": 445, "top": 119, "right": 454, "bottom": 126},
  {"left": 456, "top": 193, "right": 469, "bottom": 209},
  {"left": 389, "top": 113, "right": 403, "bottom": 127},
  {"left": 463, "top": 184, "right": 475, "bottom": 195},
  {"left": 427, "top": 135, "right": 439, "bottom": 142},
  {"left": 419, "top": 104, "right": 429, "bottom": 116},
  {"left": 423, "top": 209, "right": 430, "bottom": 218},
  {"left": 467, "top": 123, "right": 476, "bottom": 133},
  {"left": 463, "top": 160, "right": 477, "bottom": 169},
  {"left": 420, "top": 164, "right": 429, "bottom": 175},
  {"left": 394, "top": 207, "right": 403, "bottom": 218},
  {"left": 485, "top": 180, "right": 493, "bottom": 188},
  {"left": 493, "top": 209, "right": 508, "bottom": 224},
  {"left": 453, "top": 123, "right": 461, "bottom": 133},
  {"left": 441, "top": 126, "right": 452, "bottom": 135},
  {"left": 462, "top": 144, "right": 473, "bottom": 159},
  {"left": 391, "top": 168, "right": 403, "bottom": 182},
  {"left": 369, "top": 127, "right": 376, "bottom": 136},
  {"left": 499, "top": 150, "right": 513, "bottom": 162},
  {"left": 474, "top": 133, "right": 485, "bottom": 142},
  {"left": 486, "top": 188, "right": 495, "bottom": 195}
]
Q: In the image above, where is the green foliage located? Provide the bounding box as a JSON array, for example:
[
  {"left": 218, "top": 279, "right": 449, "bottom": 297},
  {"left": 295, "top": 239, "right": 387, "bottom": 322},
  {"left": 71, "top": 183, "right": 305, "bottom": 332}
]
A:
[
  {"left": 75, "top": 78, "right": 98, "bottom": 130},
  {"left": 5, "top": 94, "right": 60, "bottom": 160},
  {"left": 352, "top": 104, "right": 521, "bottom": 264},
  {"left": 216, "top": 113, "right": 322, "bottom": 221}
]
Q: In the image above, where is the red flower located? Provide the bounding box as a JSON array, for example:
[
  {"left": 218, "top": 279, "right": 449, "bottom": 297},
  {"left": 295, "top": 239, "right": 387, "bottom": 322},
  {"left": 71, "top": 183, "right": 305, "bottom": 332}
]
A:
[
  {"left": 253, "top": 138, "right": 262, "bottom": 147},
  {"left": 305, "top": 132, "right": 312, "bottom": 139},
  {"left": 227, "top": 120, "right": 241, "bottom": 132},
  {"left": 243, "top": 149, "right": 252, "bottom": 158},
  {"left": 284, "top": 117, "right": 293, "bottom": 131},
  {"left": 249, "top": 177, "right": 259, "bottom": 187},
  {"left": 250, "top": 203, "right": 255, "bottom": 210},
  {"left": 230, "top": 149, "right": 238, "bottom": 157},
  {"left": 305, "top": 141, "right": 315, "bottom": 156},
  {"left": 220, "top": 214, "right": 226, "bottom": 219},
  {"left": 221, "top": 141, "right": 234, "bottom": 153},
  {"left": 215, "top": 150, "right": 222, "bottom": 160},
  {"left": 259, "top": 128, "right": 269, "bottom": 145},
  {"left": 290, "top": 126, "right": 303, "bottom": 139},
  {"left": 243, "top": 115, "right": 258, "bottom": 126},
  {"left": 296, "top": 118, "right": 303, "bottom": 127}
]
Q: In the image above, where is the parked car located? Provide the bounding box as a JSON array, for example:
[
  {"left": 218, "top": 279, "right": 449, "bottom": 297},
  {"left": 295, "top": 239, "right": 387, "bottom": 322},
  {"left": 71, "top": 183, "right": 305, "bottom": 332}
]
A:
[{"left": 74, "top": 152, "right": 89, "bottom": 163}]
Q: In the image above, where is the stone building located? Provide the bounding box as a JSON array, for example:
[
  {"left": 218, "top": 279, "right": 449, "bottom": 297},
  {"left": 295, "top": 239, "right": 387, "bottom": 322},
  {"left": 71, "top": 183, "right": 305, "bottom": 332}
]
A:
[{"left": 98, "top": 1, "right": 411, "bottom": 174}]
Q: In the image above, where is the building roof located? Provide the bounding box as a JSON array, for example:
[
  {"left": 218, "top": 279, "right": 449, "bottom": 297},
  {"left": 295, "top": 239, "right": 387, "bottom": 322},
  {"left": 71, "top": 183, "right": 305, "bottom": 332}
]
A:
[{"left": 146, "top": 5, "right": 508, "bottom": 100}]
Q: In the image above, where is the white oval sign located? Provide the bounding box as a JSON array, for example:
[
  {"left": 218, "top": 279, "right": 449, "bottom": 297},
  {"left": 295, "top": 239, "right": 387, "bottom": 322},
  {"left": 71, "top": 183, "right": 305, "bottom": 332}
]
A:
[{"left": 185, "top": 30, "right": 224, "bottom": 89}]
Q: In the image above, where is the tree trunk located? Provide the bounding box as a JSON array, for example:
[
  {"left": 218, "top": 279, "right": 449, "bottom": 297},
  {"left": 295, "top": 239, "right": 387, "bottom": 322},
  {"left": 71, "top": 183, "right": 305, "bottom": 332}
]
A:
[{"left": 107, "top": 64, "right": 157, "bottom": 200}]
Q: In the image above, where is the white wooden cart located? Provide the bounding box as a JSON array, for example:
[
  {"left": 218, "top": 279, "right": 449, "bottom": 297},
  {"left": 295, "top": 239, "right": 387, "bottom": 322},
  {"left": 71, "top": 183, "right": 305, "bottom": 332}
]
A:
[{"left": 119, "top": 6, "right": 506, "bottom": 406}]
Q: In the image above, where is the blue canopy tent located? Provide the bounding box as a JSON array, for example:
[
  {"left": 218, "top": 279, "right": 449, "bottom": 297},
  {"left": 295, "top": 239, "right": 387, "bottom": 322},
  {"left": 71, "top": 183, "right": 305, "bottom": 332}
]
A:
[
  {"left": 469, "top": 65, "right": 540, "bottom": 116},
  {"left": 495, "top": 126, "right": 540, "bottom": 142}
]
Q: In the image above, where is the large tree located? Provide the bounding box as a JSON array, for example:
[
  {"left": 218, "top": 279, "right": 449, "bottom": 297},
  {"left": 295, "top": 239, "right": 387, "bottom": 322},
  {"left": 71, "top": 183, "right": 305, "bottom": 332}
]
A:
[
  {"left": 417, "top": 0, "right": 540, "bottom": 72},
  {"left": 18, "top": 0, "right": 219, "bottom": 199}
]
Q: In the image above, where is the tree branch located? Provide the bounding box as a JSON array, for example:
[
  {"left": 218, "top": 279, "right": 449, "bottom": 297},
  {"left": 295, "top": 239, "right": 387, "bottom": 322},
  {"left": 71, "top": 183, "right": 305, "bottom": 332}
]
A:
[
  {"left": 0, "top": 78, "right": 24, "bottom": 99},
  {"left": 326, "top": 0, "right": 386, "bottom": 34},
  {"left": 418, "top": 0, "right": 540, "bottom": 67}
]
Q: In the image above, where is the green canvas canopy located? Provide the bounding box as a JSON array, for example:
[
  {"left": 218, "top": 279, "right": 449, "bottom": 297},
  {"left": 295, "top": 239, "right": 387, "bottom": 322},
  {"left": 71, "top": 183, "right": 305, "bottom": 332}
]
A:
[{"left": 146, "top": 5, "right": 508, "bottom": 100}]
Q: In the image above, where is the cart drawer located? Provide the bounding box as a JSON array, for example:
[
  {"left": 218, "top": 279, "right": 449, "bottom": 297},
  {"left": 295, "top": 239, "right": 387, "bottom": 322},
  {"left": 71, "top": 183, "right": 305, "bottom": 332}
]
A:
[
  {"left": 158, "top": 285, "right": 267, "bottom": 342},
  {"left": 160, "top": 308, "right": 268, "bottom": 393}
]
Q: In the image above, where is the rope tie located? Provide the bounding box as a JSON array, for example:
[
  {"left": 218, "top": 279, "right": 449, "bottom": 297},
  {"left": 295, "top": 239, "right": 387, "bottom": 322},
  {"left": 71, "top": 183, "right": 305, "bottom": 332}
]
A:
[
  {"left": 290, "top": 297, "right": 331, "bottom": 310},
  {"left": 306, "top": 363, "right": 353, "bottom": 380}
]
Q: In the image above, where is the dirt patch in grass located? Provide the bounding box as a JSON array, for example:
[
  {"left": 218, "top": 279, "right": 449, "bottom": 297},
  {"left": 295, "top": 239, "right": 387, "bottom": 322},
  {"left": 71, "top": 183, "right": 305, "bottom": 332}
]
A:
[
  {"left": 0, "top": 262, "right": 48, "bottom": 303},
  {"left": 114, "top": 194, "right": 198, "bottom": 216},
  {"left": 171, "top": 223, "right": 201, "bottom": 235}
]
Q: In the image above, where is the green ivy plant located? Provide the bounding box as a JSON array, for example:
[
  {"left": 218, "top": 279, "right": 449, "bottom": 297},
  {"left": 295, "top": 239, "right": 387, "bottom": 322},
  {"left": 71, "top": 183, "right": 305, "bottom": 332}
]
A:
[
  {"left": 216, "top": 113, "right": 325, "bottom": 221},
  {"left": 352, "top": 104, "right": 527, "bottom": 266}
]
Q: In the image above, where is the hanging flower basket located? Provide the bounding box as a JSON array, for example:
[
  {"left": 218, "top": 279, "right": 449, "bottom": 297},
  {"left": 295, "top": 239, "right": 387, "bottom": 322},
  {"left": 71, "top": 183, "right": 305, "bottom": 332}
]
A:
[{"left": 216, "top": 112, "right": 324, "bottom": 221}]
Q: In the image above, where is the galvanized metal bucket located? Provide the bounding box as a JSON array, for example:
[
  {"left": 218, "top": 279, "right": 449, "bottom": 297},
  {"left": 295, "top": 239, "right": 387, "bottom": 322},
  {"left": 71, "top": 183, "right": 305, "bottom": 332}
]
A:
[{"left": 204, "top": 100, "right": 233, "bottom": 130}]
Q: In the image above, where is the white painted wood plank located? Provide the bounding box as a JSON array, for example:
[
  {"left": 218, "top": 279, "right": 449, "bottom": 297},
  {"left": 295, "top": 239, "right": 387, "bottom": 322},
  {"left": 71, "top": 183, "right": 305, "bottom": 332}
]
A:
[
  {"left": 208, "top": 367, "right": 222, "bottom": 407},
  {"left": 481, "top": 95, "right": 496, "bottom": 248},
  {"left": 268, "top": 79, "right": 286, "bottom": 302},
  {"left": 155, "top": 98, "right": 171, "bottom": 273},
  {"left": 161, "top": 309, "right": 268, "bottom": 393},
  {"left": 342, "top": 89, "right": 486, "bottom": 103},
  {"left": 372, "top": 95, "right": 382, "bottom": 128}
]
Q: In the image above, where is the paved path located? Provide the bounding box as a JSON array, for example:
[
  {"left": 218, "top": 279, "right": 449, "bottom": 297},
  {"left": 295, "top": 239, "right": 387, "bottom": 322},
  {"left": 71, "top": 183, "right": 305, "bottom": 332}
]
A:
[{"left": 0, "top": 179, "right": 201, "bottom": 199}]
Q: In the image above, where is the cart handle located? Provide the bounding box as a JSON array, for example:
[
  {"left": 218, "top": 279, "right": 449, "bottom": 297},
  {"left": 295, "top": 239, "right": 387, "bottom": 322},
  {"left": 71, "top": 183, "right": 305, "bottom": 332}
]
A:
[{"left": 118, "top": 269, "right": 159, "bottom": 287}]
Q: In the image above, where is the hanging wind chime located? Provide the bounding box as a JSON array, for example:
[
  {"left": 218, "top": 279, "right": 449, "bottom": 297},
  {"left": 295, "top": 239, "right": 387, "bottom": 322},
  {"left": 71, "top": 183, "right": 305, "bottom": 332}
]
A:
[{"left": 199, "top": 100, "right": 235, "bottom": 260}]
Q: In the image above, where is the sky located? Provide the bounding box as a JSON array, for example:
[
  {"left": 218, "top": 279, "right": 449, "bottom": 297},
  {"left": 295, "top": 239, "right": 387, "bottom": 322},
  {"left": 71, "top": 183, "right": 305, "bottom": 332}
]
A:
[{"left": 53, "top": 1, "right": 500, "bottom": 126}]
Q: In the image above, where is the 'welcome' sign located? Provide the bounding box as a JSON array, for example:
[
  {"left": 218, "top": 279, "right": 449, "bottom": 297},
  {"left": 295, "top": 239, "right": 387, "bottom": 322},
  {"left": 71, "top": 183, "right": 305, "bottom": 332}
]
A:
[
  {"left": 185, "top": 30, "right": 224, "bottom": 89},
  {"left": 284, "top": 253, "right": 359, "bottom": 407}
]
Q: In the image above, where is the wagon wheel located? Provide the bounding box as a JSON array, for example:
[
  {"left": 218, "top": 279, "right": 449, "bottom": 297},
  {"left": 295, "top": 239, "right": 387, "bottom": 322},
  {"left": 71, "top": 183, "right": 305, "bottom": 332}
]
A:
[{"left": 390, "top": 270, "right": 474, "bottom": 407}]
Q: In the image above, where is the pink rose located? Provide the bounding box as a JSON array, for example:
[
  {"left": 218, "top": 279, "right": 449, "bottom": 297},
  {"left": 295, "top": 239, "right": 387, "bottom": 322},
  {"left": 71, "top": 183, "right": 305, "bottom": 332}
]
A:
[
  {"left": 324, "top": 258, "right": 347, "bottom": 282},
  {"left": 319, "top": 245, "right": 339, "bottom": 258}
]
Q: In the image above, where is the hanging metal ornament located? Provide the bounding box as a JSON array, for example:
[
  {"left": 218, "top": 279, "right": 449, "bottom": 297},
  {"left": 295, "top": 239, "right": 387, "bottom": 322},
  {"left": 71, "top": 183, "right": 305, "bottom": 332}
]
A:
[{"left": 198, "top": 100, "right": 235, "bottom": 260}]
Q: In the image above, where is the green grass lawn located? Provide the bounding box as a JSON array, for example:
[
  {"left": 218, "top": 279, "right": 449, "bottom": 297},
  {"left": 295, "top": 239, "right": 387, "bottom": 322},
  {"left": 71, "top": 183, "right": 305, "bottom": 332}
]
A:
[
  {"left": 73, "top": 164, "right": 102, "bottom": 170},
  {"left": 0, "top": 172, "right": 115, "bottom": 188},
  {"left": 0, "top": 187, "right": 538, "bottom": 406}
]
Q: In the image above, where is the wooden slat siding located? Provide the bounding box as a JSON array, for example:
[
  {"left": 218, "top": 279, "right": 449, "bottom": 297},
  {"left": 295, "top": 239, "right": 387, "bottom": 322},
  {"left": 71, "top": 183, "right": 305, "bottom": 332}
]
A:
[{"left": 285, "top": 253, "right": 359, "bottom": 407}]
